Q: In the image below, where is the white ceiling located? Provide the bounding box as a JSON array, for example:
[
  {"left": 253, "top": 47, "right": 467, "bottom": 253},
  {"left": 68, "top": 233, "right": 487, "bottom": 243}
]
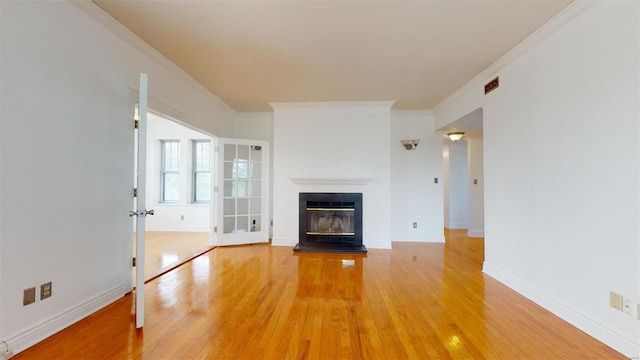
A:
[{"left": 94, "top": 0, "right": 571, "bottom": 112}]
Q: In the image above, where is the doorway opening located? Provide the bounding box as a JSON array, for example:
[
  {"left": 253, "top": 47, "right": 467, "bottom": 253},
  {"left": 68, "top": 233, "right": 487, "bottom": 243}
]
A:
[
  {"left": 133, "top": 111, "right": 215, "bottom": 285},
  {"left": 440, "top": 108, "right": 485, "bottom": 243}
]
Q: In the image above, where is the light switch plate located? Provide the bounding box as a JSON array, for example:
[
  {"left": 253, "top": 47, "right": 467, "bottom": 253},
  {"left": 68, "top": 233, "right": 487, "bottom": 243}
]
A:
[
  {"left": 610, "top": 291, "right": 623, "bottom": 311},
  {"left": 23, "top": 287, "right": 36, "bottom": 306}
]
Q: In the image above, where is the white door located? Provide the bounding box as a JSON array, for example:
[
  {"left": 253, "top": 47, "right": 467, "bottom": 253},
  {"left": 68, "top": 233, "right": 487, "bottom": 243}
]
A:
[
  {"left": 130, "top": 73, "right": 153, "bottom": 328},
  {"left": 215, "top": 138, "right": 269, "bottom": 246}
]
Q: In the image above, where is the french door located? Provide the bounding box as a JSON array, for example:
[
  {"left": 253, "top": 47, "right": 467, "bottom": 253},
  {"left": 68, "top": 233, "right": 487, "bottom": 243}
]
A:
[{"left": 215, "top": 138, "right": 269, "bottom": 246}]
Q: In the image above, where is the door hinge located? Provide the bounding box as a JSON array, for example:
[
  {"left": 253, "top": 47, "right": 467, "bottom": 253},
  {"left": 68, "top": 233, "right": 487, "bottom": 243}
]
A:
[
  {"left": 132, "top": 257, "right": 136, "bottom": 267},
  {"left": 134, "top": 119, "right": 139, "bottom": 129},
  {"left": 214, "top": 227, "right": 218, "bottom": 233},
  {"left": 133, "top": 188, "right": 138, "bottom": 197},
  {"left": 214, "top": 186, "right": 219, "bottom": 193}
]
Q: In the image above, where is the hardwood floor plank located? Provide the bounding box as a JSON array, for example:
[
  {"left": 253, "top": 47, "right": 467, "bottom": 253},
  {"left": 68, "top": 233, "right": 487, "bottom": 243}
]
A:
[{"left": 15, "top": 231, "right": 625, "bottom": 359}]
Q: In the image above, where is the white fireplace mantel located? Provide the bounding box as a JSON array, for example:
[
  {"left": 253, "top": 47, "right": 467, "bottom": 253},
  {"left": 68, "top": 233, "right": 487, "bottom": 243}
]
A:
[{"left": 290, "top": 178, "right": 371, "bottom": 185}]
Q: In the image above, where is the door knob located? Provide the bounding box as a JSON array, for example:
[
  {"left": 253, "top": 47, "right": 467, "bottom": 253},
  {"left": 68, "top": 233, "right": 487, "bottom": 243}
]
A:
[{"left": 145, "top": 209, "right": 155, "bottom": 216}]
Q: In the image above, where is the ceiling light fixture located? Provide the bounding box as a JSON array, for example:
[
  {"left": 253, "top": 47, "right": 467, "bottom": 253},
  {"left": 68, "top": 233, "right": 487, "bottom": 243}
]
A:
[{"left": 446, "top": 132, "right": 465, "bottom": 142}]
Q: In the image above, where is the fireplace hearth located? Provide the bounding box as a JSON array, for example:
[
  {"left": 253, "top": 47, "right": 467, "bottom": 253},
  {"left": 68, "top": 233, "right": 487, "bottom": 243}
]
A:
[{"left": 294, "top": 192, "right": 366, "bottom": 254}]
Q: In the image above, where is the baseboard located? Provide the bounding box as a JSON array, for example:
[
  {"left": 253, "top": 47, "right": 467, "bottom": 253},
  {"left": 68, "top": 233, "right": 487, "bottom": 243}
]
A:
[
  {"left": 6, "top": 284, "right": 124, "bottom": 354},
  {"left": 270, "top": 238, "right": 297, "bottom": 247},
  {"left": 444, "top": 223, "right": 468, "bottom": 230},
  {"left": 483, "top": 263, "right": 639, "bottom": 358},
  {"left": 467, "top": 229, "right": 484, "bottom": 237},
  {"left": 392, "top": 233, "right": 446, "bottom": 243},
  {"left": 145, "top": 225, "right": 209, "bottom": 232},
  {"left": 364, "top": 241, "right": 392, "bottom": 249}
]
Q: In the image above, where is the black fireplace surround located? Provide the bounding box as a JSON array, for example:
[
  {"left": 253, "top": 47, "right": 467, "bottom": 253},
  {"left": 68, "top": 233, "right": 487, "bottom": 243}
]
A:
[{"left": 294, "top": 192, "right": 367, "bottom": 254}]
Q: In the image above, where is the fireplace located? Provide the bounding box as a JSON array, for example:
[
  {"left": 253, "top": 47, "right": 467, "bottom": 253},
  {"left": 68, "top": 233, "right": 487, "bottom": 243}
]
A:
[{"left": 294, "top": 192, "right": 366, "bottom": 254}]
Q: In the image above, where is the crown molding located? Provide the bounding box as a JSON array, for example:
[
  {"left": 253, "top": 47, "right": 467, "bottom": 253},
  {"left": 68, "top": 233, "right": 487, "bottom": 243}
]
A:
[
  {"left": 435, "top": 1, "right": 598, "bottom": 111},
  {"left": 270, "top": 101, "right": 395, "bottom": 110},
  {"left": 71, "top": 1, "right": 234, "bottom": 114},
  {"left": 391, "top": 109, "right": 434, "bottom": 116}
]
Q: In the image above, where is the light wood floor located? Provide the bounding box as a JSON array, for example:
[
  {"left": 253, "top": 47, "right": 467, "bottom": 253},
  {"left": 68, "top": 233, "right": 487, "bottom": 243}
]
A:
[
  {"left": 17, "top": 229, "right": 623, "bottom": 359},
  {"left": 139, "top": 231, "right": 211, "bottom": 281}
]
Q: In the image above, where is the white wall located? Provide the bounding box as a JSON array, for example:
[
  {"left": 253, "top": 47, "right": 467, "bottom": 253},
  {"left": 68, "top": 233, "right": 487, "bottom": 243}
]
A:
[
  {"left": 467, "top": 138, "right": 484, "bottom": 237},
  {"left": 446, "top": 141, "right": 469, "bottom": 229},
  {"left": 271, "top": 102, "right": 392, "bottom": 249},
  {"left": 433, "top": 2, "right": 639, "bottom": 356},
  {"left": 0, "top": 1, "right": 235, "bottom": 352},
  {"left": 145, "top": 114, "right": 212, "bottom": 232},
  {"left": 390, "top": 111, "right": 444, "bottom": 242}
]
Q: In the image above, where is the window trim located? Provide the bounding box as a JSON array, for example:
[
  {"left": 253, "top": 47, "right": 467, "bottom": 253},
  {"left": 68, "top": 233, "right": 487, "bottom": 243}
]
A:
[
  {"left": 160, "top": 139, "right": 180, "bottom": 203},
  {"left": 192, "top": 139, "right": 211, "bottom": 204}
]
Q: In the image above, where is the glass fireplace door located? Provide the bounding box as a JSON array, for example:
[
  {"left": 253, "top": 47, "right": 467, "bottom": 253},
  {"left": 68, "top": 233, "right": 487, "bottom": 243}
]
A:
[{"left": 215, "top": 138, "right": 269, "bottom": 246}]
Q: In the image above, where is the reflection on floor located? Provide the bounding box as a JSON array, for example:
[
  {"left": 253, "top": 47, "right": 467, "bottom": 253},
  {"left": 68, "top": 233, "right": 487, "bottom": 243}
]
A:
[
  {"left": 134, "top": 231, "right": 210, "bottom": 281},
  {"left": 20, "top": 229, "right": 625, "bottom": 359}
]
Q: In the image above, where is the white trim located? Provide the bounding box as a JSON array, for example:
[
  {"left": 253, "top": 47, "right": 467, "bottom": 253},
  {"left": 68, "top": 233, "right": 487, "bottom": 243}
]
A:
[
  {"left": 290, "top": 178, "right": 371, "bottom": 185},
  {"left": 269, "top": 101, "right": 395, "bottom": 109},
  {"left": 145, "top": 225, "right": 210, "bottom": 232},
  {"left": 483, "top": 263, "right": 640, "bottom": 358},
  {"left": 444, "top": 223, "right": 468, "bottom": 230},
  {"left": 392, "top": 233, "right": 446, "bottom": 243},
  {"left": 467, "top": 230, "right": 484, "bottom": 237},
  {"left": 271, "top": 238, "right": 298, "bottom": 247},
  {"left": 366, "top": 241, "right": 392, "bottom": 250},
  {"left": 5, "top": 285, "right": 124, "bottom": 354},
  {"left": 391, "top": 109, "right": 434, "bottom": 116},
  {"left": 70, "top": 2, "right": 233, "bottom": 114}
]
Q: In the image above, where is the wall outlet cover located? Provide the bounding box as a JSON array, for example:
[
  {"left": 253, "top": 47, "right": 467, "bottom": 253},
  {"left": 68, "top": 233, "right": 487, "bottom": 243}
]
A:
[
  {"left": 41, "top": 282, "right": 52, "bottom": 300},
  {"left": 622, "top": 297, "right": 633, "bottom": 316}
]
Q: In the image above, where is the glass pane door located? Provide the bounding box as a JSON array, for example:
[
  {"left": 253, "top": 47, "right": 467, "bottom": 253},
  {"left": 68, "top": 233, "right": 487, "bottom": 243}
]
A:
[{"left": 216, "top": 138, "right": 269, "bottom": 246}]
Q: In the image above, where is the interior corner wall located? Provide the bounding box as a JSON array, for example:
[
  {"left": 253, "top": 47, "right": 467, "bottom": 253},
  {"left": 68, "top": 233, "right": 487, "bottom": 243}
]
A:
[
  {"left": 390, "top": 111, "right": 444, "bottom": 242},
  {"left": 145, "top": 114, "right": 212, "bottom": 232},
  {"left": 467, "top": 138, "right": 484, "bottom": 237},
  {"left": 271, "top": 103, "right": 392, "bottom": 249},
  {"left": 445, "top": 141, "right": 468, "bottom": 229},
  {"left": 0, "top": 1, "right": 235, "bottom": 352},
  {"left": 433, "top": 2, "right": 639, "bottom": 356}
]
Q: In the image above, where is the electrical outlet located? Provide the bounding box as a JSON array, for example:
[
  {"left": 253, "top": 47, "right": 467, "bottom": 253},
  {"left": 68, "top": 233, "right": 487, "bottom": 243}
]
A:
[
  {"left": 412, "top": 222, "right": 417, "bottom": 228},
  {"left": 180, "top": 215, "right": 184, "bottom": 220},
  {"left": 23, "top": 287, "right": 36, "bottom": 306},
  {"left": 41, "top": 282, "right": 52, "bottom": 300},
  {"left": 610, "top": 291, "right": 623, "bottom": 311},
  {"left": 623, "top": 298, "right": 634, "bottom": 316}
]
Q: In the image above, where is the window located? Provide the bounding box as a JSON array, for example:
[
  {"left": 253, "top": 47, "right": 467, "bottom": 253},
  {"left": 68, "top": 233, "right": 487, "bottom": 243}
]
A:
[
  {"left": 161, "top": 140, "right": 180, "bottom": 203},
  {"left": 192, "top": 140, "right": 211, "bottom": 203}
]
